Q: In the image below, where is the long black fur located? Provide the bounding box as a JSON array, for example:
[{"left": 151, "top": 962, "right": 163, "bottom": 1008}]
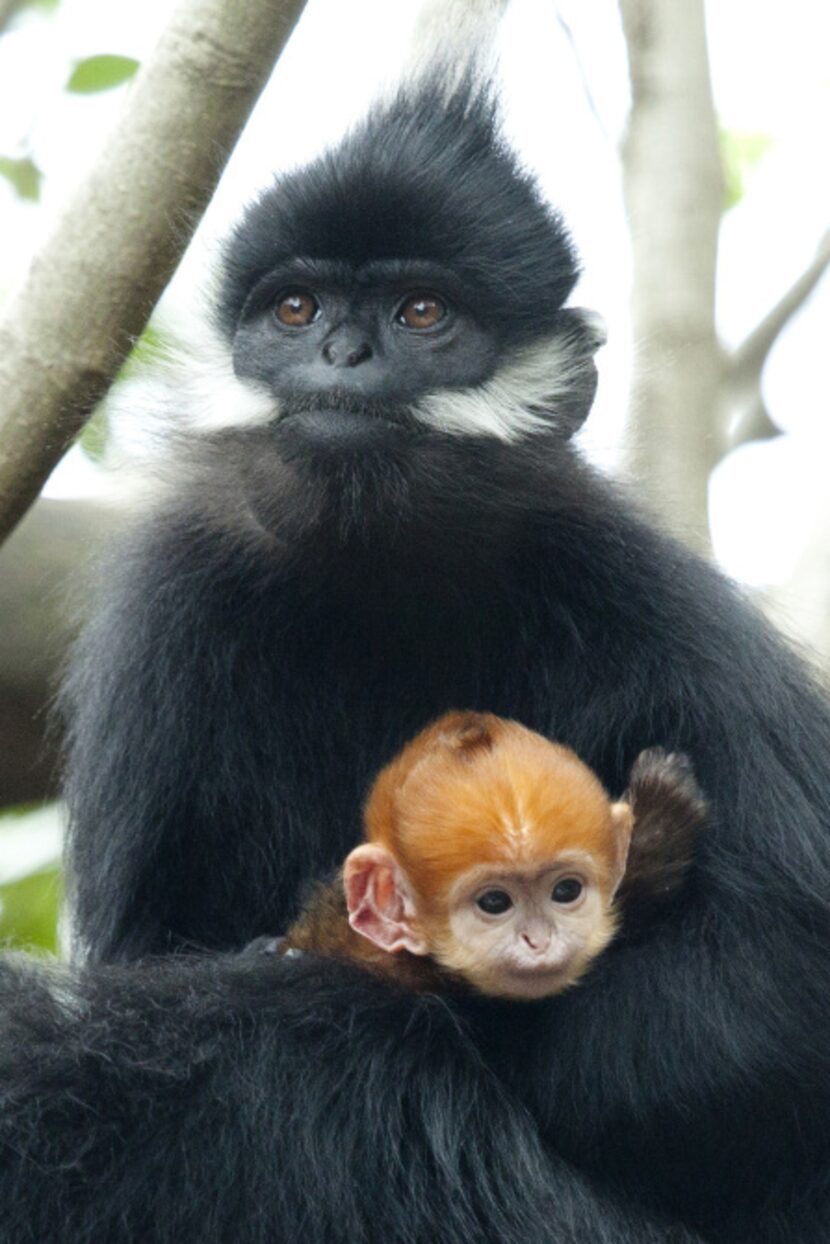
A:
[
  {"left": 0, "top": 952, "right": 706, "bottom": 1244},
  {"left": 3, "top": 75, "right": 830, "bottom": 1244}
]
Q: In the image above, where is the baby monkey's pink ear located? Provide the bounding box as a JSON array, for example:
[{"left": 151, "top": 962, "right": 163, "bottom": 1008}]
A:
[{"left": 343, "top": 844, "right": 429, "bottom": 956}]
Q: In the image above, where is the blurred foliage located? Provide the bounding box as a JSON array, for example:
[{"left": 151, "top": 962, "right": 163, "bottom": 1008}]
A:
[
  {"left": 0, "top": 805, "right": 62, "bottom": 954},
  {"left": 120, "top": 321, "right": 167, "bottom": 379},
  {"left": 721, "top": 129, "right": 773, "bottom": 211},
  {"left": 0, "top": 866, "right": 61, "bottom": 953},
  {"left": 0, "top": 0, "right": 60, "bottom": 39},
  {"left": 78, "top": 321, "right": 167, "bottom": 462},
  {"left": 0, "top": 154, "right": 42, "bottom": 200},
  {"left": 78, "top": 406, "right": 109, "bottom": 463},
  {"left": 66, "top": 53, "right": 139, "bottom": 94}
]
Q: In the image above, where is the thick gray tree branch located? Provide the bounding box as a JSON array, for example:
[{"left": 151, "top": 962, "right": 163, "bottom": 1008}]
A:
[
  {"left": 620, "top": 0, "right": 723, "bottom": 555},
  {"left": 0, "top": 0, "right": 306, "bottom": 545}
]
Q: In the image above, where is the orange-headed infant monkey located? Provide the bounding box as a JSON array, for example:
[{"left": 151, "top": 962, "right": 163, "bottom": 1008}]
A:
[{"left": 278, "top": 712, "right": 706, "bottom": 1000}]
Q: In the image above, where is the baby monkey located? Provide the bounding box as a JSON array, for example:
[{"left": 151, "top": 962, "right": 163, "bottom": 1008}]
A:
[{"left": 279, "top": 712, "right": 706, "bottom": 1000}]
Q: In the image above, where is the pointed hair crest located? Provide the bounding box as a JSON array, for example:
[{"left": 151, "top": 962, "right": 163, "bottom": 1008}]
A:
[{"left": 218, "top": 73, "right": 579, "bottom": 350}]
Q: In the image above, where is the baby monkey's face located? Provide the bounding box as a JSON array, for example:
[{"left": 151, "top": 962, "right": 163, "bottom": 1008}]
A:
[{"left": 430, "top": 853, "right": 618, "bottom": 999}]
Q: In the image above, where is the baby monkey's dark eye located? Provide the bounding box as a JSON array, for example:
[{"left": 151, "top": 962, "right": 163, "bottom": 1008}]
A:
[
  {"left": 551, "top": 878, "right": 583, "bottom": 904},
  {"left": 396, "top": 293, "right": 447, "bottom": 330},
  {"left": 275, "top": 290, "right": 320, "bottom": 327},
  {"left": 477, "top": 890, "right": 513, "bottom": 915}
]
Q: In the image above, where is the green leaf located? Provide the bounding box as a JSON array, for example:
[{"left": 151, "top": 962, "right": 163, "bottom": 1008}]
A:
[
  {"left": 119, "top": 322, "right": 167, "bottom": 381},
  {"left": 67, "top": 54, "right": 139, "bottom": 94},
  {"left": 0, "top": 805, "right": 62, "bottom": 953},
  {"left": 78, "top": 407, "right": 109, "bottom": 463},
  {"left": 0, "top": 155, "right": 42, "bottom": 201},
  {"left": 0, "top": 867, "right": 61, "bottom": 954},
  {"left": 720, "top": 129, "right": 773, "bottom": 211},
  {"left": 77, "top": 323, "right": 168, "bottom": 462}
]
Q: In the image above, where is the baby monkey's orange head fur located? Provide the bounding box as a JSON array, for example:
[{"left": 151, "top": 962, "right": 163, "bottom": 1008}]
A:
[{"left": 345, "top": 712, "right": 633, "bottom": 999}]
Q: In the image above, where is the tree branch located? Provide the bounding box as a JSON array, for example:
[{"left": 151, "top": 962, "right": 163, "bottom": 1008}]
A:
[
  {"left": 619, "top": 0, "right": 724, "bottom": 554},
  {"left": 0, "top": 0, "right": 306, "bottom": 545},
  {"left": 724, "top": 395, "right": 779, "bottom": 450},
  {"left": 726, "top": 228, "right": 830, "bottom": 391}
]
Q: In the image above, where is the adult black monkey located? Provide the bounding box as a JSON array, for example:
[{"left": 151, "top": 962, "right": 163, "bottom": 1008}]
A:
[{"left": 7, "top": 35, "right": 829, "bottom": 1244}]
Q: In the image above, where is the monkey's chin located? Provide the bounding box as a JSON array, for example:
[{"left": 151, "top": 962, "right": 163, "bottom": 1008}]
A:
[
  {"left": 275, "top": 409, "right": 412, "bottom": 453},
  {"left": 481, "top": 963, "right": 584, "bottom": 1001}
]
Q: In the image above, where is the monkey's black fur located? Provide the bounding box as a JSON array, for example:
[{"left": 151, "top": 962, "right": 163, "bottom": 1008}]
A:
[
  {"left": 2, "top": 77, "right": 830, "bottom": 1244},
  {"left": 219, "top": 75, "right": 578, "bottom": 348},
  {"left": 616, "top": 748, "right": 709, "bottom": 928},
  {"left": 0, "top": 954, "right": 704, "bottom": 1244}
]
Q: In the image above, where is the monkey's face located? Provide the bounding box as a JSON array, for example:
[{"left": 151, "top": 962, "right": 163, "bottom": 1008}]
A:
[
  {"left": 230, "top": 260, "right": 499, "bottom": 452},
  {"left": 433, "top": 855, "right": 618, "bottom": 1000},
  {"left": 210, "top": 79, "right": 606, "bottom": 465},
  {"left": 224, "top": 284, "right": 603, "bottom": 472}
]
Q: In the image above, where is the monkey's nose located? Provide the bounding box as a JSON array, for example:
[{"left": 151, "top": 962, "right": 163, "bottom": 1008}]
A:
[
  {"left": 521, "top": 928, "right": 551, "bottom": 953},
  {"left": 322, "top": 339, "right": 373, "bottom": 368}
]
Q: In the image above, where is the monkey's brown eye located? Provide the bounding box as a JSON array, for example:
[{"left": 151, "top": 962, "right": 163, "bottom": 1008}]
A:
[
  {"left": 477, "top": 890, "right": 512, "bottom": 915},
  {"left": 396, "top": 293, "right": 447, "bottom": 330},
  {"left": 275, "top": 291, "right": 319, "bottom": 327},
  {"left": 552, "top": 878, "right": 583, "bottom": 904}
]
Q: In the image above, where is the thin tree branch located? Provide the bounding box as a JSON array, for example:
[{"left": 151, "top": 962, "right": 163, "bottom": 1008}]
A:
[
  {"left": 555, "top": 10, "right": 609, "bottom": 140},
  {"left": 0, "top": 0, "right": 306, "bottom": 545},
  {"left": 725, "top": 396, "right": 779, "bottom": 450},
  {"left": 727, "top": 228, "right": 830, "bottom": 390}
]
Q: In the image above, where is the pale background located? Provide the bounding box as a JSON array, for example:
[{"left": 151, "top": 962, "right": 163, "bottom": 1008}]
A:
[{"left": 0, "top": 0, "right": 827, "bottom": 901}]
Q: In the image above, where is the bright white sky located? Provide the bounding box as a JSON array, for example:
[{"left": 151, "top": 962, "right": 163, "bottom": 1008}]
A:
[{"left": 0, "top": 0, "right": 828, "bottom": 594}]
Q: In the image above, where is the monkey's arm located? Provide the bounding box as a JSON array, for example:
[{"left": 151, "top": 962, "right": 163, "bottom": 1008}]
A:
[
  {"left": 277, "top": 874, "right": 447, "bottom": 992},
  {"left": 615, "top": 748, "right": 708, "bottom": 926},
  {"left": 0, "top": 951, "right": 708, "bottom": 1244},
  {"left": 280, "top": 874, "right": 352, "bottom": 956}
]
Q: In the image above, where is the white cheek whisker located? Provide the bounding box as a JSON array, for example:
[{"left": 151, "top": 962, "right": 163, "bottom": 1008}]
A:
[
  {"left": 120, "top": 320, "right": 592, "bottom": 442},
  {"left": 411, "top": 331, "right": 593, "bottom": 442},
  {"left": 175, "top": 320, "right": 278, "bottom": 432}
]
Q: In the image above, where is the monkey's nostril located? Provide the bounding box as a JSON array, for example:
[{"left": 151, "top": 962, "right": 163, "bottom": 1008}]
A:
[
  {"left": 322, "top": 340, "right": 372, "bottom": 368},
  {"left": 345, "top": 343, "right": 372, "bottom": 367},
  {"left": 321, "top": 335, "right": 370, "bottom": 363}
]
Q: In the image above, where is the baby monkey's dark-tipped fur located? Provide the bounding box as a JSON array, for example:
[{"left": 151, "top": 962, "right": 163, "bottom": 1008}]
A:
[
  {"left": 615, "top": 748, "right": 707, "bottom": 923},
  {"left": 2, "top": 56, "right": 827, "bottom": 1244}
]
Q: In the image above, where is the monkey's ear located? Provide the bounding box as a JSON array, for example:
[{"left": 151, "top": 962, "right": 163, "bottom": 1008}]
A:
[
  {"left": 547, "top": 307, "right": 606, "bottom": 436},
  {"left": 608, "top": 801, "right": 634, "bottom": 892},
  {"left": 343, "top": 844, "right": 429, "bottom": 957}
]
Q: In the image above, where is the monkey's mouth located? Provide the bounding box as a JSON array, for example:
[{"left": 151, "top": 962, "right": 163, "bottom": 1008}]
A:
[
  {"left": 278, "top": 391, "right": 416, "bottom": 424},
  {"left": 274, "top": 393, "right": 419, "bottom": 447},
  {"left": 491, "top": 962, "right": 579, "bottom": 1001}
]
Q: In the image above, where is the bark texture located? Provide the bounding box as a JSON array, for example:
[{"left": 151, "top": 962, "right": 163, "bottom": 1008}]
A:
[
  {"left": 620, "top": 0, "right": 723, "bottom": 554},
  {"left": 0, "top": 0, "right": 306, "bottom": 544}
]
